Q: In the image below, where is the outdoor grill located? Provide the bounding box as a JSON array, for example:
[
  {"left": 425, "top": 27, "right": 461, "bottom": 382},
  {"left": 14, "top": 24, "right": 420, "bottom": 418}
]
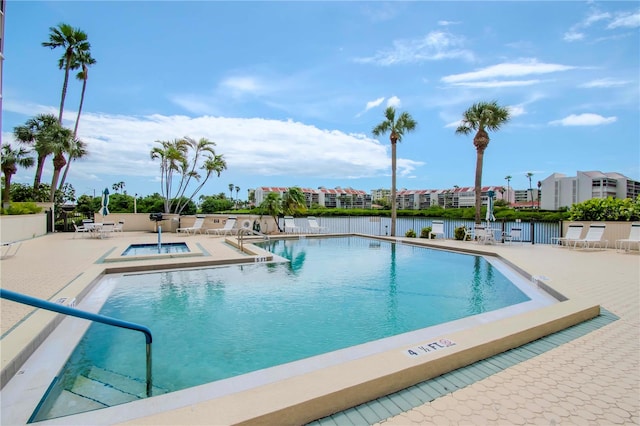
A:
[{"left": 149, "top": 213, "right": 164, "bottom": 222}]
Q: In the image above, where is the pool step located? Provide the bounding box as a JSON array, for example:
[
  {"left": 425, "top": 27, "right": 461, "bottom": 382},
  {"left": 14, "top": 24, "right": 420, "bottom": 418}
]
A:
[
  {"left": 40, "top": 389, "right": 107, "bottom": 420},
  {"left": 70, "top": 366, "right": 165, "bottom": 407}
]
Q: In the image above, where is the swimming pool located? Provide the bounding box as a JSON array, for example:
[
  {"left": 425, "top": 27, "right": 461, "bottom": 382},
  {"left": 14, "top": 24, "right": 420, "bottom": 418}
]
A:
[
  {"left": 30, "top": 236, "right": 557, "bottom": 421},
  {"left": 121, "top": 242, "right": 190, "bottom": 256}
]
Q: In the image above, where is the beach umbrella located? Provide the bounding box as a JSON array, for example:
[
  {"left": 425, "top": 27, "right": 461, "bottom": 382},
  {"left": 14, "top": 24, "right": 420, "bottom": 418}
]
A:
[
  {"left": 101, "top": 188, "right": 110, "bottom": 216},
  {"left": 485, "top": 190, "right": 495, "bottom": 222}
]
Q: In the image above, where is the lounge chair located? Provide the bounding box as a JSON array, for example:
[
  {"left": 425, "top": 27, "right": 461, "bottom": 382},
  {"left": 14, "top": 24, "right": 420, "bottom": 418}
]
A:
[
  {"left": 306, "top": 216, "right": 328, "bottom": 233},
  {"left": 206, "top": 217, "right": 237, "bottom": 236},
  {"left": 113, "top": 220, "right": 125, "bottom": 233},
  {"left": 503, "top": 227, "right": 523, "bottom": 244},
  {"left": 551, "top": 224, "right": 584, "bottom": 247},
  {"left": 615, "top": 222, "right": 640, "bottom": 252},
  {"left": 429, "top": 220, "right": 445, "bottom": 239},
  {"left": 571, "top": 223, "right": 608, "bottom": 249},
  {"left": 474, "top": 226, "right": 496, "bottom": 244},
  {"left": 73, "top": 223, "right": 90, "bottom": 238},
  {"left": 1, "top": 241, "right": 21, "bottom": 259},
  {"left": 284, "top": 216, "right": 301, "bottom": 233},
  {"left": 177, "top": 217, "right": 205, "bottom": 235}
]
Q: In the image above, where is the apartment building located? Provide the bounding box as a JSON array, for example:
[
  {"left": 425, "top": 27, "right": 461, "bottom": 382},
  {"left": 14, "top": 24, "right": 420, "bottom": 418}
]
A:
[
  {"left": 539, "top": 171, "right": 640, "bottom": 210},
  {"left": 254, "top": 187, "right": 372, "bottom": 209}
]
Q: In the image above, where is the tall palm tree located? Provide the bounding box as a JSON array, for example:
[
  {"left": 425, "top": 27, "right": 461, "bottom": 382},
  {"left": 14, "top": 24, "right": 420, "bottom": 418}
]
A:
[
  {"left": 526, "top": 172, "right": 534, "bottom": 208},
  {"left": 504, "top": 175, "right": 512, "bottom": 205},
  {"left": 13, "top": 114, "right": 67, "bottom": 189},
  {"left": 372, "top": 106, "right": 417, "bottom": 236},
  {"left": 1, "top": 144, "right": 35, "bottom": 205},
  {"left": 455, "top": 101, "right": 510, "bottom": 224},
  {"left": 151, "top": 139, "right": 189, "bottom": 213},
  {"left": 71, "top": 50, "right": 96, "bottom": 137},
  {"left": 234, "top": 185, "right": 240, "bottom": 208},
  {"left": 58, "top": 138, "right": 88, "bottom": 190},
  {"left": 260, "top": 192, "right": 283, "bottom": 232},
  {"left": 48, "top": 126, "right": 74, "bottom": 202},
  {"left": 42, "top": 23, "right": 91, "bottom": 123},
  {"left": 228, "top": 183, "right": 234, "bottom": 202}
]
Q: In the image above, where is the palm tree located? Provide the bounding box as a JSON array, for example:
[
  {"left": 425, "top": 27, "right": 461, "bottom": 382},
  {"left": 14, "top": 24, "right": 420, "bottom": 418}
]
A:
[
  {"left": 13, "top": 114, "right": 59, "bottom": 188},
  {"left": 455, "top": 101, "right": 510, "bottom": 224},
  {"left": 283, "top": 187, "right": 306, "bottom": 216},
  {"left": 71, "top": 50, "right": 96, "bottom": 137},
  {"left": 42, "top": 23, "right": 91, "bottom": 123},
  {"left": 150, "top": 139, "right": 189, "bottom": 213},
  {"left": 228, "top": 183, "right": 234, "bottom": 202},
  {"left": 504, "top": 175, "right": 512, "bottom": 205},
  {"left": 58, "top": 138, "right": 88, "bottom": 190},
  {"left": 260, "top": 192, "right": 283, "bottom": 232},
  {"left": 1, "top": 144, "right": 35, "bottom": 205},
  {"left": 526, "top": 172, "right": 534, "bottom": 208},
  {"left": 372, "top": 106, "right": 417, "bottom": 236},
  {"left": 234, "top": 185, "right": 240, "bottom": 208},
  {"left": 48, "top": 126, "right": 74, "bottom": 202}
]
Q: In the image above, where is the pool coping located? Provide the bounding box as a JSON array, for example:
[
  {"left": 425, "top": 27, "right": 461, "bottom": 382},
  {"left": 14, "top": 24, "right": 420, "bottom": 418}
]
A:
[{"left": 0, "top": 234, "right": 602, "bottom": 424}]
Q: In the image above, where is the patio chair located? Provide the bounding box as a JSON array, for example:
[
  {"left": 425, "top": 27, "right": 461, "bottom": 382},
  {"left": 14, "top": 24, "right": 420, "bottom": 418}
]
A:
[
  {"left": 306, "top": 216, "right": 328, "bottom": 233},
  {"left": 474, "top": 226, "right": 496, "bottom": 245},
  {"left": 73, "top": 223, "right": 90, "bottom": 239},
  {"left": 98, "top": 223, "right": 115, "bottom": 239},
  {"left": 113, "top": 220, "right": 125, "bottom": 233},
  {"left": 429, "top": 220, "right": 445, "bottom": 239},
  {"left": 1, "top": 241, "right": 21, "bottom": 259},
  {"left": 503, "top": 227, "right": 523, "bottom": 245},
  {"left": 615, "top": 222, "right": 640, "bottom": 252},
  {"left": 551, "top": 224, "right": 584, "bottom": 247},
  {"left": 206, "top": 217, "right": 238, "bottom": 236},
  {"left": 177, "top": 217, "right": 205, "bottom": 235},
  {"left": 571, "top": 223, "right": 608, "bottom": 249},
  {"left": 284, "top": 216, "right": 301, "bottom": 233}
]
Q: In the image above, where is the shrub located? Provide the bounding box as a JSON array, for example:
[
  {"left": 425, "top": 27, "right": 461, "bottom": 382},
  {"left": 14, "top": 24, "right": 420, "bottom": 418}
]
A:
[
  {"left": 405, "top": 229, "right": 417, "bottom": 238},
  {"left": 454, "top": 226, "right": 470, "bottom": 241},
  {"left": 2, "top": 202, "right": 43, "bottom": 215},
  {"left": 420, "top": 226, "right": 432, "bottom": 238}
]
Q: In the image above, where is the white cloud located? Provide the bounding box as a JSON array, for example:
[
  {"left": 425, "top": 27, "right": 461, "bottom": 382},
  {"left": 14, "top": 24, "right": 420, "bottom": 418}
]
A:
[
  {"left": 386, "top": 96, "right": 401, "bottom": 108},
  {"left": 354, "top": 31, "right": 474, "bottom": 65},
  {"left": 549, "top": 113, "right": 617, "bottom": 126},
  {"left": 441, "top": 59, "right": 575, "bottom": 84},
  {"left": 448, "top": 80, "right": 541, "bottom": 88},
  {"left": 607, "top": 11, "right": 640, "bottom": 29},
  {"left": 563, "top": 31, "right": 584, "bottom": 42},
  {"left": 508, "top": 105, "right": 526, "bottom": 117},
  {"left": 438, "top": 20, "right": 460, "bottom": 26},
  {"left": 5, "top": 101, "right": 424, "bottom": 185},
  {"left": 366, "top": 97, "right": 385, "bottom": 110},
  {"left": 580, "top": 78, "right": 632, "bottom": 88}
]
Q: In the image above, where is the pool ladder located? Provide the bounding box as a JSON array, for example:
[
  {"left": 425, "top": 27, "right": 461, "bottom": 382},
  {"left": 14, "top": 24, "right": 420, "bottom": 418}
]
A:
[
  {"left": 236, "top": 227, "right": 270, "bottom": 251},
  {"left": 0, "top": 288, "right": 154, "bottom": 398}
]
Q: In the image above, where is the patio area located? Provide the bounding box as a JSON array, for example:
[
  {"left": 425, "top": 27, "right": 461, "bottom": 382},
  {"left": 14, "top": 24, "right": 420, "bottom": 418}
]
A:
[{"left": 1, "top": 231, "right": 638, "bottom": 425}]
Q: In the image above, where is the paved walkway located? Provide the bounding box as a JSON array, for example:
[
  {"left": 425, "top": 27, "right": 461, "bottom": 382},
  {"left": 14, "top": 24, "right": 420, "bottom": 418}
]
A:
[{"left": 1, "top": 232, "right": 639, "bottom": 425}]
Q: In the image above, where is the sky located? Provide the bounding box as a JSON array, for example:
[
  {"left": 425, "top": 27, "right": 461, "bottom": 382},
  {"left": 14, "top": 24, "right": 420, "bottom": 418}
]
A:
[{"left": 2, "top": 1, "right": 639, "bottom": 201}]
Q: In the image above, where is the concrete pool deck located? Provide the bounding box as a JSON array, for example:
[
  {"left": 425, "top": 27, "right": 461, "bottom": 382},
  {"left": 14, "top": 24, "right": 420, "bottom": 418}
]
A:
[{"left": 1, "top": 231, "right": 638, "bottom": 425}]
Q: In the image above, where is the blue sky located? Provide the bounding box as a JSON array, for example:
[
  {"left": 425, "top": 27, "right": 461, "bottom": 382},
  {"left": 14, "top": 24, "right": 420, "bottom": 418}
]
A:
[{"left": 3, "top": 1, "right": 639, "bottom": 200}]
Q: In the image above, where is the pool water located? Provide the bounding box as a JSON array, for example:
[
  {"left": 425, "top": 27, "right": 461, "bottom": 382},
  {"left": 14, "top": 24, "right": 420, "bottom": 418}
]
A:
[
  {"left": 35, "top": 237, "right": 534, "bottom": 420},
  {"left": 122, "top": 242, "right": 189, "bottom": 256}
]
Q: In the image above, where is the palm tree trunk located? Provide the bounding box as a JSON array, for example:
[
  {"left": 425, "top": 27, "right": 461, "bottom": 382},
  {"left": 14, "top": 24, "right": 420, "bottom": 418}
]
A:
[
  {"left": 73, "top": 71, "right": 87, "bottom": 137},
  {"left": 474, "top": 148, "right": 485, "bottom": 224},
  {"left": 390, "top": 141, "right": 397, "bottom": 236},
  {"left": 50, "top": 153, "right": 67, "bottom": 202},
  {"left": 33, "top": 156, "right": 46, "bottom": 188},
  {"left": 3, "top": 172, "right": 13, "bottom": 204},
  {"left": 58, "top": 54, "right": 72, "bottom": 123}
]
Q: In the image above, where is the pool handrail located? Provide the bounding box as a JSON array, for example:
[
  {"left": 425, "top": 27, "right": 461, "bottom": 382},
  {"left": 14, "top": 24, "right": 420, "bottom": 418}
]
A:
[
  {"left": 236, "top": 227, "right": 270, "bottom": 250},
  {"left": 0, "top": 288, "right": 153, "bottom": 397}
]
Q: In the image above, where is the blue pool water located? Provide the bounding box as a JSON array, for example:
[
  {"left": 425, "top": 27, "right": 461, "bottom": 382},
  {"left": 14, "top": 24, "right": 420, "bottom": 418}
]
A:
[
  {"left": 122, "top": 242, "right": 189, "bottom": 256},
  {"left": 36, "top": 237, "right": 534, "bottom": 420}
]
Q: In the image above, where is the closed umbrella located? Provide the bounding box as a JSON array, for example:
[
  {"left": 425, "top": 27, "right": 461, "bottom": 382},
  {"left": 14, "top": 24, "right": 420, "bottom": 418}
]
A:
[
  {"left": 485, "top": 190, "right": 495, "bottom": 222},
  {"left": 101, "top": 188, "right": 110, "bottom": 217}
]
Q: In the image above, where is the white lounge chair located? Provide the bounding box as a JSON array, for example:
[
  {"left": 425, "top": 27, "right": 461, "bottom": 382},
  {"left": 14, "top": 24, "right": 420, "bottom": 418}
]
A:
[
  {"left": 474, "top": 226, "right": 496, "bottom": 244},
  {"left": 113, "top": 220, "right": 125, "bottom": 233},
  {"left": 206, "top": 217, "right": 237, "bottom": 236},
  {"left": 571, "top": 223, "right": 608, "bottom": 249},
  {"left": 284, "top": 216, "right": 301, "bottom": 233},
  {"left": 1, "top": 241, "right": 21, "bottom": 259},
  {"left": 73, "top": 223, "right": 90, "bottom": 238},
  {"left": 429, "top": 220, "right": 445, "bottom": 239},
  {"left": 503, "top": 227, "right": 523, "bottom": 244},
  {"left": 306, "top": 216, "right": 328, "bottom": 233},
  {"left": 177, "top": 217, "right": 205, "bottom": 235},
  {"left": 616, "top": 222, "right": 640, "bottom": 252},
  {"left": 551, "top": 224, "right": 584, "bottom": 247}
]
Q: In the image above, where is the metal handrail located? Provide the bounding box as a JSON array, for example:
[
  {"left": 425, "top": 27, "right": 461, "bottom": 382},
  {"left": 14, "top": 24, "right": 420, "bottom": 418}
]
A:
[
  {"left": 0, "top": 288, "right": 153, "bottom": 397},
  {"left": 236, "top": 227, "right": 270, "bottom": 250}
]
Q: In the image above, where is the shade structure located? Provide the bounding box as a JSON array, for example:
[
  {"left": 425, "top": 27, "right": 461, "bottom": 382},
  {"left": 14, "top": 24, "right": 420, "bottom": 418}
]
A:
[
  {"left": 486, "top": 190, "right": 495, "bottom": 222},
  {"left": 101, "top": 188, "right": 110, "bottom": 216}
]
